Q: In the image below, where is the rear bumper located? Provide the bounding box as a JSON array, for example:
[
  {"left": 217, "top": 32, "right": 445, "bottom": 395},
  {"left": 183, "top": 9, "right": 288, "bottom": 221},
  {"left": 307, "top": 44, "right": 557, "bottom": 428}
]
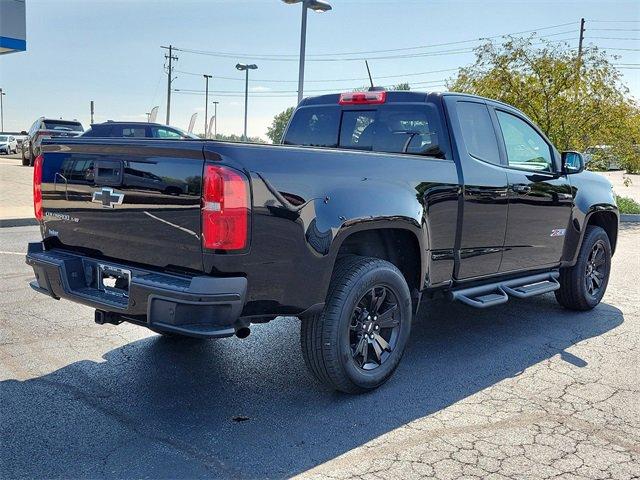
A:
[{"left": 25, "top": 243, "right": 247, "bottom": 338}]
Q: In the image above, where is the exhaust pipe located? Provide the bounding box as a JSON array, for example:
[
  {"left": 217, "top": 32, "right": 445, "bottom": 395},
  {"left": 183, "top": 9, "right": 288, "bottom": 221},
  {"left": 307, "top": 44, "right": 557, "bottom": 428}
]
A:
[{"left": 235, "top": 327, "right": 251, "bottom": 339}]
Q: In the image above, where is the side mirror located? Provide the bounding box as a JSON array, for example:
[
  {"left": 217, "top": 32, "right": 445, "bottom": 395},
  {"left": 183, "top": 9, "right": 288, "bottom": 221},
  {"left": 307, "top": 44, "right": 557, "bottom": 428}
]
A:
[
  {"left": 20, "top": 131, "right": 27, "bottom": 135},
  {"left": 562, "top": 151, "right": 584, "bottom": 174}
]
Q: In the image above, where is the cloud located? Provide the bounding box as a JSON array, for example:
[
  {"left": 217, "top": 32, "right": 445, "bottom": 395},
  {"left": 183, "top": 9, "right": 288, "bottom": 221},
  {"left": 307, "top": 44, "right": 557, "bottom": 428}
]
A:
[{"left": 250, "top": 86, "right": 271, "bottom": 93}]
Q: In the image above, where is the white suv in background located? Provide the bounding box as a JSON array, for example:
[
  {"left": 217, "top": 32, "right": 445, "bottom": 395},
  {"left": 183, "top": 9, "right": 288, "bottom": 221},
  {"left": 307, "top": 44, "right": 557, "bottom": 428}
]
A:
[{"left": 0, "top": 135, "right": 18, "bottom": 154}]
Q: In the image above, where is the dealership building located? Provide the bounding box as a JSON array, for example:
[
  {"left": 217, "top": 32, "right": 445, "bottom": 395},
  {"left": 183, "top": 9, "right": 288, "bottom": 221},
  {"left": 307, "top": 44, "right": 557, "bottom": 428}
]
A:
[{"left": 0, "top": 0, "right": 26, "bottom": 55}]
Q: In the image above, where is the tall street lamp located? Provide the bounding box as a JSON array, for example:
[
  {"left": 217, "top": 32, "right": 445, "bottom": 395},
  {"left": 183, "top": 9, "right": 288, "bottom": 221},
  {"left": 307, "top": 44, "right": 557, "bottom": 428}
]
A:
[
  {"left": 236, "top": 63, "right": 258, "bottom": 140},
  {"left": 282, "top": 0, "right": 332, "bottom": 104},
  {"left": 203, "top": 74, "right": 212, "bottom": 137},
  {"left": 212, "top": 101, "right": 219, "bottom": 138},
  {"left": 0, "top": 88, "right": 5, "bottom": 132}
]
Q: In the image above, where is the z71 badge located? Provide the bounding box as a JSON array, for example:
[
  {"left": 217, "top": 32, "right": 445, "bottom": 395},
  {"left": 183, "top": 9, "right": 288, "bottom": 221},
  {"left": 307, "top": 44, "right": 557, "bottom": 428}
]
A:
[{"left": 550, "top": 229, "right": 566, "bottom": 237}]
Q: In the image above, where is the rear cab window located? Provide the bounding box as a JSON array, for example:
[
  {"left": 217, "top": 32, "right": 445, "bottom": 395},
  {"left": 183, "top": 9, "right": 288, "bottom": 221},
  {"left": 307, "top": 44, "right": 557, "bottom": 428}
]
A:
[
  {"left": 284, "top": 94, "right": 450, "bottom": 159},
  {"left": 42, "top": 120, "right": 84, "bottom": 132}
]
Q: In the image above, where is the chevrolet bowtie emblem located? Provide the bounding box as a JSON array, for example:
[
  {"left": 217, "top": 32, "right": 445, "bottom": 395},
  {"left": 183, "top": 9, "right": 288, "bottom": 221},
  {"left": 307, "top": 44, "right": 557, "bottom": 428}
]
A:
[{"left": 92, "top": 187, "right": 124, "bottom": 209}]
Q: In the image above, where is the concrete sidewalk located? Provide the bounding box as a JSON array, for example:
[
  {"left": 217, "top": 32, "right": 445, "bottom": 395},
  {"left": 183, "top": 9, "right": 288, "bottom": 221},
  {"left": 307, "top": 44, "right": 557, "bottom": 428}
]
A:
[{"left": 0, "top": 154, "right": 34, "bottom": 226}]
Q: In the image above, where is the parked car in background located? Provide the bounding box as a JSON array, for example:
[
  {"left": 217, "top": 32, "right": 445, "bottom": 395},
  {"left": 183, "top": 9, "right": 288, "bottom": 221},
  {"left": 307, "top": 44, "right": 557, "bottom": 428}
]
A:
[
  {"left": 81, "top": 121, "right": 198, "bottom": 139},
  {"left": 0, "top": 134, "right": 18, "bottom": 154},
  {"left": 583, "top": 145, "right": 622, "bottom": 171},
  {"left": 15, "top": 134, "right": 28, "bottom": 149},
  {"left": 21, "top": 118, "right": 84, "bottom": 166}
]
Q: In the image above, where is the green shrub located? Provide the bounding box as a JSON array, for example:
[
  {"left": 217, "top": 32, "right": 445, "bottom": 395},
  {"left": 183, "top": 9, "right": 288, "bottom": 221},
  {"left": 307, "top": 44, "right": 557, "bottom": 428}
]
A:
[{"left": 616, "top": 195, "right": 640, "bottom": 214}]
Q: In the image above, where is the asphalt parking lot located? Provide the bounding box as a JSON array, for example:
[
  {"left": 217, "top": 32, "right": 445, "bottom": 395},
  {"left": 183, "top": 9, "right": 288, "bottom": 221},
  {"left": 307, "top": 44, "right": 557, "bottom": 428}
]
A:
[{"left": 1, "top": 224, "right": 639, "bottom": 479}]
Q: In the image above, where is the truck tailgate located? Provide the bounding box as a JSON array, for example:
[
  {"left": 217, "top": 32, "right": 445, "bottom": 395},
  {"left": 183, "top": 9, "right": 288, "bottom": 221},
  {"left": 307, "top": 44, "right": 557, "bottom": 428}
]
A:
[{"left": 39, "top": 140, "right": 205, "bottom": 272}]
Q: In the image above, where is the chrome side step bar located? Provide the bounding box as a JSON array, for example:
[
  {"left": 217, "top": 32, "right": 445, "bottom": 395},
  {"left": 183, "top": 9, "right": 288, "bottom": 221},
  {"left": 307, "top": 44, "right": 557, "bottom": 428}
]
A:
[{"left": 451, "top": 272, "right": 560, "bottom": 309}]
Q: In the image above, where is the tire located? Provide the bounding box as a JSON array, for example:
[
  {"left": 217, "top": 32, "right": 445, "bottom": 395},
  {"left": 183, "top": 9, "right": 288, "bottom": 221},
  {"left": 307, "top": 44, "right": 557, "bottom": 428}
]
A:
[
  {"left": 555, "top": 225, "right": 612, "bottom": 311},
  {"left": 21, "top": 151, "right": 29, "bottom": 166},
  {"left": 301, "top": 256, "right": 412, "bottom": 393}
]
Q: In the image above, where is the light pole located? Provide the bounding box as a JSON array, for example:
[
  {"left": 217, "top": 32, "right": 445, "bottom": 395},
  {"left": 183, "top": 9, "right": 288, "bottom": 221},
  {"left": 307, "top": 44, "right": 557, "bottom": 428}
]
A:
[
  {"left": 282, "top": 0, "right": 332, "bottom": 104},
  {"left": 212, "top": 101, "right": 219, "bottom": 138},
  {"left": 236, "top": 63, "right": 258, "bottom": 140},
  {"left": 0, "top": 88, "right": 5, "bottom": 132},
  {"left": 203, "top": 75, "right": 212, "bottom": 137}
]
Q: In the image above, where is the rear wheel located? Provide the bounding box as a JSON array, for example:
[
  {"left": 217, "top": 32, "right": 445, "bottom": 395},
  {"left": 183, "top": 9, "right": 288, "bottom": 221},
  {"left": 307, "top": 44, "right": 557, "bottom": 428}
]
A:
[
  {"left": 301, "top": 256, "right": 412, "bottom": 393},
  {"left": 555, "top": 225, "right": 611, "bottom": 311}
]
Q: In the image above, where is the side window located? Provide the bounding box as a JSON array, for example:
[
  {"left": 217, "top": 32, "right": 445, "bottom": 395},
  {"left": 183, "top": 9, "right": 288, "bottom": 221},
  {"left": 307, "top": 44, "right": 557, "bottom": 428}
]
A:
[
  {"left": 456, "top": 101, "right": 500, "bottom": 164},
  {"left": 154, "top": 127, "right": 182, "bottom": 139},
  {"left": 339, "top": 111, "right": 376, "bottom": 149},
  {"left": 121, "top": 127, "right": 147, "bottom": 138},
  {"left": 495, "top": 110, "right": 553, "bottom": 172}
]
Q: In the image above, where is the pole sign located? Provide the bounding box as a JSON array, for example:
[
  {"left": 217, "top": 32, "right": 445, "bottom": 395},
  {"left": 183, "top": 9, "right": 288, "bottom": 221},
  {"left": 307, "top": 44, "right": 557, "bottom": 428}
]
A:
[{"left": 0, "top": 1, "right": 26, "bottom": 55}]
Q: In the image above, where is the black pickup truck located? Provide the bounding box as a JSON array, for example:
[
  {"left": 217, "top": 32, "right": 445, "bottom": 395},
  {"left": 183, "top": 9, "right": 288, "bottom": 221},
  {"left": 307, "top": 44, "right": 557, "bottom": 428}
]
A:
[{"left": 27, "top": 90, "right": 618, "bottom": 393}]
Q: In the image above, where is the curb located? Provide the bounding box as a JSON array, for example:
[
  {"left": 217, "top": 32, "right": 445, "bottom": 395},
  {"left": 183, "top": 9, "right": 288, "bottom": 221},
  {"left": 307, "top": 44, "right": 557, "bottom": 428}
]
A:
[
  {"left": 0, "top": 218, "right": 38, "bottom": 228},
  {"left": 620, "top": 214, "right": 640, "bottom": 223}
]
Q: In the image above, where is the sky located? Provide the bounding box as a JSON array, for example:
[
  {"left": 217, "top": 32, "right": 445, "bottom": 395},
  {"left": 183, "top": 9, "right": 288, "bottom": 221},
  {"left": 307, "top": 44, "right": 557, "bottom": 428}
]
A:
[{"left": 0, "top": 0, "right": 638, "bottom": 139}]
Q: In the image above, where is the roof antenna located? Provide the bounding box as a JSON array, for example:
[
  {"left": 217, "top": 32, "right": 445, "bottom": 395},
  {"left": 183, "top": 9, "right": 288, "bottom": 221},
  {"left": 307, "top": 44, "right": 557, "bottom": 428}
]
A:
[{"left": 365, "top": 60, "right": 375, "bottom": 90}]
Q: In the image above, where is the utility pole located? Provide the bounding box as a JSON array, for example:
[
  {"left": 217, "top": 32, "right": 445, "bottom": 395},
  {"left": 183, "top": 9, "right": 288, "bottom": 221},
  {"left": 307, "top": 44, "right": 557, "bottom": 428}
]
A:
[
  {"left": 574, "top": 18, "right": 586, "bottom": 101},
  {"left": 161, "top": 45, "right": 178, "bottom": 125},
  {"left": 0, "top": 88, "right": 5, "bottom": 132},
  {"left": 90, "top": 101, "right": 95, "bottom": 124},
  {"left": 578, "top": 18, "right": 585, "bottom": 62},
  {"left": 203, "top": 75, "right": 212, "bottom": 137}
]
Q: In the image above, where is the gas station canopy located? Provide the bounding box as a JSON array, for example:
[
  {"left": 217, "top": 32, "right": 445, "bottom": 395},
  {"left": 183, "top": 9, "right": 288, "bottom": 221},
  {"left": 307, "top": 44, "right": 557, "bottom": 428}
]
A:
[{"left": 0, "top": 0, "right": 26, "bottom": 55}]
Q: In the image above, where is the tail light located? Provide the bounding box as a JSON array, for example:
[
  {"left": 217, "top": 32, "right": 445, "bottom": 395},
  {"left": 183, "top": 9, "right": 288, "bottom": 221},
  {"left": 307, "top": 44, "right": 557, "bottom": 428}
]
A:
[
  {"left": 33, "top": 155, "right": 44, "bottom": 221},
  {"left": 339, "top": 90, "right": 387, "bottom": 105},
  {"left": 202, "top": 165, "right": 249, "bottom": 251}
]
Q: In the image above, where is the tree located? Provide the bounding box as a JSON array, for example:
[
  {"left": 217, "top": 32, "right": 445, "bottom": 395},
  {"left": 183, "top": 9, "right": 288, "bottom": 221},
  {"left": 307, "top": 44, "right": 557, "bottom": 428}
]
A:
[
  {"left": 448, "top": 35, "right": 640, "bottom": 173},
  {"left": 267, "top": 107, "right": 295, "bottom": 144},
  {"left": 390, "top": 83, "right": 410, "bottom": 91},
  {"left": 211, "top": 133, "right": 266, "bottom": 144}
]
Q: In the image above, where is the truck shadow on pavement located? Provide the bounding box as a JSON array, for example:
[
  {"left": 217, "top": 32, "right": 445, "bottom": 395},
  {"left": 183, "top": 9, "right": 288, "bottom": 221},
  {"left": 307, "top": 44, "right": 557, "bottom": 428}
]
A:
[{"left": 1, "top": 295, "right": 624, "bottom": 479}]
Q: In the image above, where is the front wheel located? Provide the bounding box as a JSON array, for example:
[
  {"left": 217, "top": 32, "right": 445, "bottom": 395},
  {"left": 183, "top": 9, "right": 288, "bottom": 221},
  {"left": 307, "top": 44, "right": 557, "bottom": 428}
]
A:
[
  {"left": 555, "top": 225, "right": 612, "bottom": 311},
  {"left": 301, "top": 256, "right": 412, "bottom": 393}
]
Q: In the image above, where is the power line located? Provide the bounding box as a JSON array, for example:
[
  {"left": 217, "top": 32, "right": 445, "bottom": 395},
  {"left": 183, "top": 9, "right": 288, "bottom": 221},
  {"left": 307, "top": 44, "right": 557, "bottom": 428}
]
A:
[
  {"left": 168, "top": 21, "right": 579, "bottom": 62},
  {"left": 589, "top": 28, "right": 640, "bottom": 32},
  {"left": 595, "top": 47, "right": 640, "bottom": 51},
  {"left": 174, "top": 67, "right": 460, "bottom": 84},
  {"left": 174, "top": 79, "right": 449, "bottom": 96},
  {"left": 173, "top": 36, "right": 577, "bottom": 64},
  {"left": 588, "top": 37, "right": 640, "bottom": 41},
  {"left": 588, "top": 19, "right": 640, "bottom": 23}
]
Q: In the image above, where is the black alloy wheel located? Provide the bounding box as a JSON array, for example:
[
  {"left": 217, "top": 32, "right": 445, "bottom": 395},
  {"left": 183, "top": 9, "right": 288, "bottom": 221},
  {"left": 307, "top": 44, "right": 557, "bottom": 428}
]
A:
[{"left": 349, "top": 286, "right": 401, "bottom": 370}]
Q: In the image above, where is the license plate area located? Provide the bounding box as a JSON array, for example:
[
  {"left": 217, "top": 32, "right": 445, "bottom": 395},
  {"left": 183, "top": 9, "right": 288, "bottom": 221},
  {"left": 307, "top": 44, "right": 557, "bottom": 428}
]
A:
[{"left": 98, "top": 264, "right": 130, "bottom": 298}]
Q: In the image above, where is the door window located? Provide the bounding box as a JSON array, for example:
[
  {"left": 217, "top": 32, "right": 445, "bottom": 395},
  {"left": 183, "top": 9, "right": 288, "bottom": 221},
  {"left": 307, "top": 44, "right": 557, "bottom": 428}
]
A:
[
  {"left": 154, "top": 127, "right": 183, "bottom": 139},
  {"left": 496, "top": 111, "right": 553, "bottom": 172}
]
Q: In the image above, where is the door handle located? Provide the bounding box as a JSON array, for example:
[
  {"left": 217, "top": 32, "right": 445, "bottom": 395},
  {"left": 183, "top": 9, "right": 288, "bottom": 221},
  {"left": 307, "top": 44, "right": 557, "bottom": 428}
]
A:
[{"left": 511, "top": 184, "right": 532, "bottom": 194}]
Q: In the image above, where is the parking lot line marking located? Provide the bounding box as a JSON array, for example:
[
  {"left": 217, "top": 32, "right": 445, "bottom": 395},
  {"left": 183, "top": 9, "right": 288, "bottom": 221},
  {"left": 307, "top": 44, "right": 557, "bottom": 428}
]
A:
[{"left": 0, "top": 251, "right": 24, "bottom": 255}]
